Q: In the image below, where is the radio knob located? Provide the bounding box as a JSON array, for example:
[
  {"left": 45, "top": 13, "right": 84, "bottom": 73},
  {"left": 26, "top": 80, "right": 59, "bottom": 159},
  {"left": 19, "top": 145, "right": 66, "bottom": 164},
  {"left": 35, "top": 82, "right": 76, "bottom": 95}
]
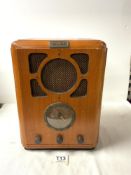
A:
[
  {"left": 57, "top": 135, "right": 63, "bottom": 144},
  {"left": 35, "top": 135, "right": 42, "bottom": 144},
  {"left": 77, "top": 135, "right": 84, "bottom": 144}
]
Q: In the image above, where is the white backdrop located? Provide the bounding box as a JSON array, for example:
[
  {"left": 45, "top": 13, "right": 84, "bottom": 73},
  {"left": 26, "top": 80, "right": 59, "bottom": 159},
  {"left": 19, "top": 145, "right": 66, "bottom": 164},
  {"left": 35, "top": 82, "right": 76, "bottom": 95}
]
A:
[{"left": 0, "top": 0, "right": 131, "bottom": 103}]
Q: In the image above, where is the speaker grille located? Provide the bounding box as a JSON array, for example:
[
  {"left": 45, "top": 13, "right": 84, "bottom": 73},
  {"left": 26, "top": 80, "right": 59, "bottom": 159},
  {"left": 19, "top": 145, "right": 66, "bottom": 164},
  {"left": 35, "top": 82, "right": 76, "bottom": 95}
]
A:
[
  {"left": 41, "top": 58, "right": 77, "bottom": 92},
  {"left": 29, "top": 53, "right": 47, "bottom": 73},
  {"left": 71, "top": 53, "right": 89, "bottom": 74},
  {"left": 30, "top": 79, "right": 46, "bottom": 96},
  {"left": 71, "top": 79, "right": 87, "bottom": 97}
]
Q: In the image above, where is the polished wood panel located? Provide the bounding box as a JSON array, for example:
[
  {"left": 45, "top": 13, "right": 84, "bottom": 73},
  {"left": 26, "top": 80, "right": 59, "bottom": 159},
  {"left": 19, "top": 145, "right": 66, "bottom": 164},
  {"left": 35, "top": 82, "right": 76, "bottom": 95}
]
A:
[{"left": 11, "top": 40, "right": 107, "bottom": 149}]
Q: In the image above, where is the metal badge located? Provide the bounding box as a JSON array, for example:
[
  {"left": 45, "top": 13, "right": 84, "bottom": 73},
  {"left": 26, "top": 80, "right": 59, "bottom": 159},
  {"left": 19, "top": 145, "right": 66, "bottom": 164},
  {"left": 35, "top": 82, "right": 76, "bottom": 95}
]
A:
[{"left": 50, "top": 40, "right": 69, "bottom": 48}]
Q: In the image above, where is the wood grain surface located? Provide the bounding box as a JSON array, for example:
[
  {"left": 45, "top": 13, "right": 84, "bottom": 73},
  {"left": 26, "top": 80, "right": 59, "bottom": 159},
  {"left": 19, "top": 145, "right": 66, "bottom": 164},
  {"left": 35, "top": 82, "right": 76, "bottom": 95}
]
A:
[{"left": 11, "top": 40, "right": 107, "bottom": 149}]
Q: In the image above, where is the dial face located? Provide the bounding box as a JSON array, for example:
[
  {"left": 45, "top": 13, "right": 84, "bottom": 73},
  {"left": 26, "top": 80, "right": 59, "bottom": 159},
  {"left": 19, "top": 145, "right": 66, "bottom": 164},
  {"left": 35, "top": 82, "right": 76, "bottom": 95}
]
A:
[{"left": 44, "top": 103, "right": 75, "bottom": 130}]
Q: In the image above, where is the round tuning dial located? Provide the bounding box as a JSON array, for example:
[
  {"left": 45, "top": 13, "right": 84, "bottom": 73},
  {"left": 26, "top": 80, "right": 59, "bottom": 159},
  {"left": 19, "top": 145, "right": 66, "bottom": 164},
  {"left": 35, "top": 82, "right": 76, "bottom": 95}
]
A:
[{"left": 44, "top": 103, "right": 75, "bottom": 130}]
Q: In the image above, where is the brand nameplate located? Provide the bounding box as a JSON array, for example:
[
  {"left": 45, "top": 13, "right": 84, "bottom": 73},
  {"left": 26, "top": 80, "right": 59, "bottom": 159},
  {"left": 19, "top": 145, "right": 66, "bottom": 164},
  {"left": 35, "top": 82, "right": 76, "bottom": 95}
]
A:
[{"left": 50, "top": 40, "right": 69, "bottom": 48}]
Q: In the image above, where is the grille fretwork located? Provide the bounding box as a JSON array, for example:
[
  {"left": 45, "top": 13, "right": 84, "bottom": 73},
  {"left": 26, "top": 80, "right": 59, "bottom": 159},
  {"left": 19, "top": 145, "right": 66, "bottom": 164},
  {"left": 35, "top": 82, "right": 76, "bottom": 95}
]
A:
[
  {"left": 30, "top": 79, "right": 47, "bottom": 97},
  {"left": 71, "top": 53, "right": 89, "bottom": 74},
  {"left": 29, "top": 53, "right": 47, "bottom": 73},
  {"left": 71, "top": 79, "right": 87, "bottom": 97}
]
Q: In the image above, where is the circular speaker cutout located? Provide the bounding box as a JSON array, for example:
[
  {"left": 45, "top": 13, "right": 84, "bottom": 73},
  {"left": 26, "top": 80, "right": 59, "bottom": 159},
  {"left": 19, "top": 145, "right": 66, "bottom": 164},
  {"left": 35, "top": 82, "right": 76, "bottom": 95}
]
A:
[
  {"left": 41, "top": 58, "right": 77, "bottom": 92},
  {"left": 44, "top": 103, "right": 75, "bottom": 130}
]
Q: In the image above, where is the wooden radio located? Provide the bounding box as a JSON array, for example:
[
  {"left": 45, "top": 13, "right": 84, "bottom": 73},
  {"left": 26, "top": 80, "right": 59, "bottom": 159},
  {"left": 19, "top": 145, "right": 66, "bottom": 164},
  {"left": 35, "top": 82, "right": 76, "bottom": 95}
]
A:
[{"left": 11, "top": 40, "right": 107, "bottom": 149}]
